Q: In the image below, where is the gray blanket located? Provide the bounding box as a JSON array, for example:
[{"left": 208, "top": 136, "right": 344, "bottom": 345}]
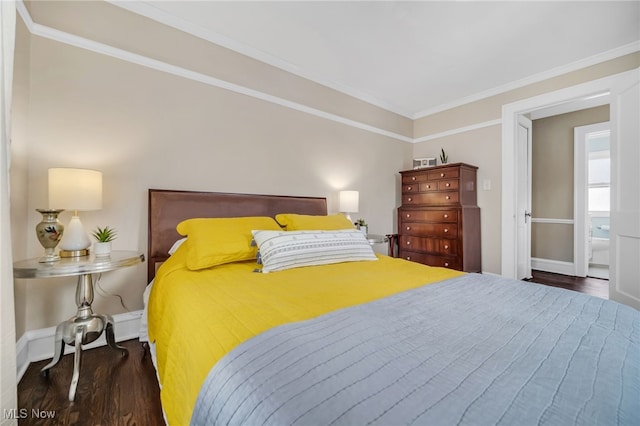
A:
[{"left": 191, "top": 273, "right": 639, "bottom": 425}]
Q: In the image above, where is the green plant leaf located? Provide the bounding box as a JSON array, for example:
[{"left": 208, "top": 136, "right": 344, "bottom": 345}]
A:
[{"left": 92, "top": 226, "right": 117, "bottom": 242}]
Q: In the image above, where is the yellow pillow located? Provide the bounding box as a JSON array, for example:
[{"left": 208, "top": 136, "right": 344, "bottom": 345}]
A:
[
  {"left": 275, "top": 213, "right": 355, "bottom": 231},
  {"left": 176, "top": 217, "right": 281, "bottom": 270}
]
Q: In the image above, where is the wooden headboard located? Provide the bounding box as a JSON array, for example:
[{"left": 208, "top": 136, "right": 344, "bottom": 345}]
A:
[{"left": 148, "top": 189, "right": 328, "bottom": 282}]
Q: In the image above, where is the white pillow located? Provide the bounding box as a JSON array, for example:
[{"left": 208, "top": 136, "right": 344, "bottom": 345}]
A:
[
  {"left": 168, "top": 237, "right": 187, "bottom": 255},
  {"left": 252, "top": 229, "right": 377, "bottom": 273}
]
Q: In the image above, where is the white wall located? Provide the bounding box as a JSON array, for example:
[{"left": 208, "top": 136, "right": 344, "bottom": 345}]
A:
[
  {"left": 413, "top": 53, "right": 639, "bottom": 275},
  {"left": 11, "top": 1, "right": 640, "bottom": 337},
  {"left": 11, "top": 4, "right": 411, "bottom": 336},
  {"left": 412, "top": 125, "right": 503, "bottom": 274}
]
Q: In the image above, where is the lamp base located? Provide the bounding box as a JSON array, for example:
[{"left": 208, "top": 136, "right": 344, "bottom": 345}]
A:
[
  {"left": 39, "top": 248, "right": 60, "bottom": 263},
  {"left": 60, "top": 249, "right": 90, "bottom": 258},
  {"left": 36, "top": 209, "right": 64, "bottom": 263},
  {"left": 58, "top": 215, "right": 91, "bottom": 255}
]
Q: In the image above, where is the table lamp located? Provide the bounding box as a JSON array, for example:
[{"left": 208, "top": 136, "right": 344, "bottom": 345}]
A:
[
  {"left": 48, "top": 168, "right": 102, "bottom": 257},
  {"left": 35, "top": 208, "right": 64, "bottom": 263},
  {"left": 339, "top": 190, "right": 359, "bottom": 222}
]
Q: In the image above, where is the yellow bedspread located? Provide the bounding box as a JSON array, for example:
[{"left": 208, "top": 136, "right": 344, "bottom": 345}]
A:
[{"left": 148, "top": 245, "right": 463, "bottom": 425}]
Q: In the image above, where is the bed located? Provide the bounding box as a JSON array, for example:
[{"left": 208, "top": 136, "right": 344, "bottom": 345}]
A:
[{"left": 145, "top": 189, "right": 639, "bottom": 426}]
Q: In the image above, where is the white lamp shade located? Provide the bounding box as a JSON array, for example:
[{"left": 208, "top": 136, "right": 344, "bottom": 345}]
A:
[
  {"left": 48, "top": 168, "right": 102, "bottom": 211},
  {"left": 339, "top": 190, "right": 359, "bottom": 213}
]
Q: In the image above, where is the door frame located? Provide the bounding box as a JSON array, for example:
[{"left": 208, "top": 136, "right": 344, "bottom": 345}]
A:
[
  {"left": 501, "top": 70, "right": 635, "bottom": 279},
  {"left": 574, "top": 121, "right": 610, "bottom": 277},
  {"left": 516, "top": 115, "right": 532, "bottom": 280}
]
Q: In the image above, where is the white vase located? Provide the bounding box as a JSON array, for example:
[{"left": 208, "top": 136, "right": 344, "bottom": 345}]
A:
[
  {"left": 359, "top": 225, "right": 368, "bottom": 236},
  {"left": 93, "top": 241, "right": 112, "bottom": 257}
]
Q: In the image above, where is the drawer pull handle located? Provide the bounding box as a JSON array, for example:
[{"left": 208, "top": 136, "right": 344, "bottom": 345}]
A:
[
  {"left": 444, "top": 262, "right": 449, "bottom": 267},
  {"left": 444, "top": 228, "right": 449, "bottom": 233},
  {"left": 426, "top": 184, "right": 430, "bottom": 189},
  {"left": 440, "top": 173, "right": 445, "bottom": 177},
  {"left": 444, "top": 245, "right": 449, "bottom": 249},
  {"left": 406, "top": 214, "right": 411, "bottom": 218},
  {"left": 407, "top": 186, "right": 412, "bottom": 191},
  {"left": 446, "top": 183, "right": 450, "bottom": 187},
  {"left": 412, "top": 176, "right": 416, "bottom": 181},
  {"left": 406, "top": 226, "right": 411, "bottom": 231},
  {"left": 406, "top": 241, "right": 411, "bottom": 245},
  {"left": 406, "top": 256, "right": 411, "bottom": 260},
  {"left": 408, "top": 197, "right": 412, "bottom": 202},
  {"left": 445, "top": 196, "right": 450, "bottom": 200},
  {"left": 443, "top": 214, "right": 448, "bottom": 218}
]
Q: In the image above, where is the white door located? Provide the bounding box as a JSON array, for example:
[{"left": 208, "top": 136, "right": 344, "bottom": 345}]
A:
[
  {"left": 516, "top": 115, "right": 533, "bottom": 280},
  {"left": 609, "top": 69, "right": 640, "bottom": 309}
]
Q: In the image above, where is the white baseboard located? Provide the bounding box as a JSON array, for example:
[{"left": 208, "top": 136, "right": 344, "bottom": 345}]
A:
[
  {"left": 16, "top": 310, "right": 143, "bottom": 382},
  {"left": 531, "top": 258, "right": 575, "bottom": 276}
]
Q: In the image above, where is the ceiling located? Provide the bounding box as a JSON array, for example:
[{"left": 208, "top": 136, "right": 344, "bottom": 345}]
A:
[{"left": 128, "top": 1, "right": 639, "bottom": 119}]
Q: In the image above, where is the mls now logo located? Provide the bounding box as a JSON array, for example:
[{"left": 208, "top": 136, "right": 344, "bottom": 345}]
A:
[
  {"left": 4, "top": 408, "right": 56, "bottom": 419},
  {"left": 3, "top": 409, "right": 26, "bottom": 419}
]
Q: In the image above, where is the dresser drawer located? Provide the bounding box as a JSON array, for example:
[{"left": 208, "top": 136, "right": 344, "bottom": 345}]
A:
[
  {"left": 401, "top": 222, "right": 458, "bottom": 238},
  {"left": 402, "top": 173, "right": 428, "bottom": 184},
  {"left": 438, "top": 180, "right": 459, "bottom": 191},
  {"left": 404, "top": 180, "right": 458, "bottom": 194},
  {"left": 402, "top": 184, "right": 422, "bottom": 193},
  {"left": 417, "top": 182, "right": 438, "bottom": 192},
  {"left": 399, "top": 250, "right": 461, "bottom": 270},
  {"left": 400, "top": 209, "right": 458, "bottom": 222},
  {"left": 400, "top": 236, "right": 458, "bottom": 255},
  {"left": 427, "top": 167, "right": 459, "bottom": 181},
  {"left": 402, "top": 191, "right": 459, "bottom": 205}
]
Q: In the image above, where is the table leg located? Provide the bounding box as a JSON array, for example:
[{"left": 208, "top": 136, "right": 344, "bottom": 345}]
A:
[
  {"left": 41, "top": 273, "right": 127, "bottom": 400},
  {"left": 68, "top": 326, "right": 84, "bottom": 401},
  {"left": 104, "top": 314, "right": 128, "bottom": 357},
  {"left": 41, "top": 322, "right": 65, "bottom": 375},
  {"left": 386, "top": 234, "right": 398, "bottom": 257}
]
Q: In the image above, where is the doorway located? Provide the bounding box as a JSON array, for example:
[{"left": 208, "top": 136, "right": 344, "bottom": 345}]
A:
[
  {"left": 502, "top": 68, "right": 640, "bottom": 309},
  {"left": 527, "top": 109, "right": 609, "bottom": 279}
]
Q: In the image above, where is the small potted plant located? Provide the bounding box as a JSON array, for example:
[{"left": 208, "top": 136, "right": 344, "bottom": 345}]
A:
[
  {"left": 356, "top": 219, "right": 368, "bottom": 236},
  {"left": 92, "top": 226, "right": 117, "bottom": 257},
  {"left": 439, "top": 148, "right": 448, "bottom": 164}
]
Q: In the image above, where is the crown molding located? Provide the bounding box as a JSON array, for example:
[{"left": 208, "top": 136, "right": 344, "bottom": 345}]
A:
[
  {"left": 109, "top": 1, "right": 639, "bottom": 122},
  {"left": 413, "top": 40, "right": 640, "bottom": 120},
  {"left": 413, "top": 119, "right": 502, "bottom": 144},
  {"left": 16, "top": 1, "right": 638, "bottom": 143},
  {"left": 107, "top": 0, "right": 414, "bottom": 119},
  {"left": 15, "top": 1, "right": 413, "bottom": 144}
]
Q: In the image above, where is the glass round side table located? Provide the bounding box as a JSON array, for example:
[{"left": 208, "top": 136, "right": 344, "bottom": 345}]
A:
[
  {"left": 366, "top": 234, "right": 389, "bottom": 245},
  {"left": 13, "top": 250, "right": 144, "bottom": 401}
]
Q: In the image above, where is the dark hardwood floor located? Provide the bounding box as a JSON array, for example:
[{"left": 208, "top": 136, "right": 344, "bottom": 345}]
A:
[
  {"left": 17, "top": 339, "right": 164, "bottom": 425},
  {"left": 17, "top": 270, "right": 608, "bottom": 425},
  {"left": 527, "top": 269, "right": 609, "bottom": 299}
]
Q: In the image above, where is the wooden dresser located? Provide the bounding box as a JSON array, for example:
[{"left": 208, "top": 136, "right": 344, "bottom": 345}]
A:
[{"left": 398, "top": 163, "right": 481, "bottom": 272}]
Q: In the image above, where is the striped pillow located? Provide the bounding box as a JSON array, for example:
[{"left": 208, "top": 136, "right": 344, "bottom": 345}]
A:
[{"left": 252, "top": 229, "right": 377, "bottom": 273}]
